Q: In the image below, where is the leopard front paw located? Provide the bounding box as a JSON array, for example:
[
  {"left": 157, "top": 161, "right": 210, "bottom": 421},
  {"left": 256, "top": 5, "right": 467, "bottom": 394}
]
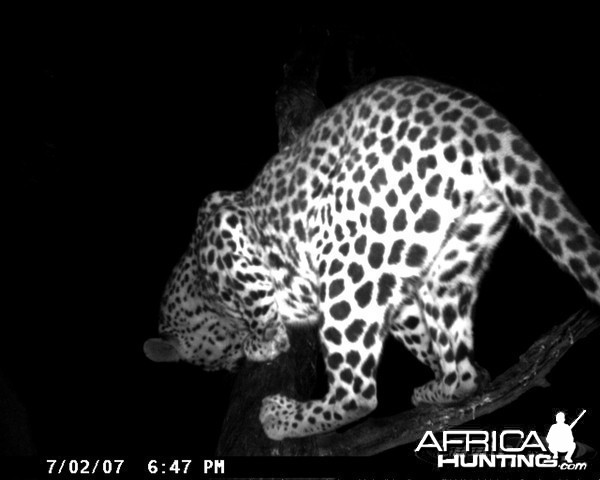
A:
[
  {"left": 259, "top": 394, "right": 296, "bottom": 440},
  {"left": 243, "top": 322, "right": 290, "bottom": 363},
  {"left": 265, "top": 321, "right": 290, "bottom": 352}
]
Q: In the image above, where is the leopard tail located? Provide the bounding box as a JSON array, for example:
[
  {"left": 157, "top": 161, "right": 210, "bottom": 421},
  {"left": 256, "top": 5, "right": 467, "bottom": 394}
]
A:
[{"left": 481, "top": 132, "right": 600, "bottom": 305}]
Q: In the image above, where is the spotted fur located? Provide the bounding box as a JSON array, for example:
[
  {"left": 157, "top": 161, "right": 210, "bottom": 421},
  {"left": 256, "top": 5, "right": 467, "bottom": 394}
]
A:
[{"left": 144, "top": 77, "right": 600, "bottom": 440}]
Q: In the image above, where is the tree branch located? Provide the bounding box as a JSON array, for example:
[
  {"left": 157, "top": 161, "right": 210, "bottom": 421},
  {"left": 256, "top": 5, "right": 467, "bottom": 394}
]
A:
[{"left": 313, "top": 309, "right": 599, "bottom": 456}]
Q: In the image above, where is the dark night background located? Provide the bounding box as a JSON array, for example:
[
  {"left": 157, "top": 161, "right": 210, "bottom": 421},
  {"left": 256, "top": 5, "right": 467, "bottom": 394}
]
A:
[{"left": 6, "top": 14, "right": 600, "bottom": 474}]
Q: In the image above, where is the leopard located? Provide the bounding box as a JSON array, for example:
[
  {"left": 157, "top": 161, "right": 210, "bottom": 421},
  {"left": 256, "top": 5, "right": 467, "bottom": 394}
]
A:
[{"left": 144, "top": 77, "right": 600, "bottom": 440}]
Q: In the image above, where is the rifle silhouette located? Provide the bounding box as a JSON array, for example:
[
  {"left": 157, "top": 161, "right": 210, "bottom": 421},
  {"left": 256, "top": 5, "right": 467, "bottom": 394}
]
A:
[{"left": 569, "top": 409, "right": 586, "bottom": 429}]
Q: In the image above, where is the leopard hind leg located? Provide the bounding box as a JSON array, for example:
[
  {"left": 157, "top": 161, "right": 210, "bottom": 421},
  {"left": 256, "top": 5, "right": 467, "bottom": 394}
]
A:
[
  {"left": 411, "top": 190, "right": 510, "bottom": 405},
  {"left": 388, "top": 293, "right": 442, "bottom": 380}
]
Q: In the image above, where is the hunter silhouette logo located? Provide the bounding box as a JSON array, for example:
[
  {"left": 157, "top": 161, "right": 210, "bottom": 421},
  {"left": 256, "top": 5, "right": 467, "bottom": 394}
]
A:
[
  {"left": 415, "top": 409, "right": 592, "bottom": 470},
  {"left": 546, "top": 410, "right": 585, "bottom": 463}
]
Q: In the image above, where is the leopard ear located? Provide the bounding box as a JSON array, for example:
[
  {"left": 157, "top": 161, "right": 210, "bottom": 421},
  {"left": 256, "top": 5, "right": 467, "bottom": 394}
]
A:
[{"left": 143, "top": 338, "right": 181, "bottom": 362}]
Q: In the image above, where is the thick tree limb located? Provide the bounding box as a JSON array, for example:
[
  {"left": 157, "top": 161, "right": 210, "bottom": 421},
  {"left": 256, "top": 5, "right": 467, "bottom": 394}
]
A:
[{"left": 313, "top": 309, "right": 599, "bottom": 456}]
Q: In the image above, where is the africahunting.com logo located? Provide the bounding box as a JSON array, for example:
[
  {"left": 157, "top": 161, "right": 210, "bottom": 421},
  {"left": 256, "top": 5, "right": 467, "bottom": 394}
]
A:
[{"left": 415, "top": 410, "right": 595, "bottom": 471}]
